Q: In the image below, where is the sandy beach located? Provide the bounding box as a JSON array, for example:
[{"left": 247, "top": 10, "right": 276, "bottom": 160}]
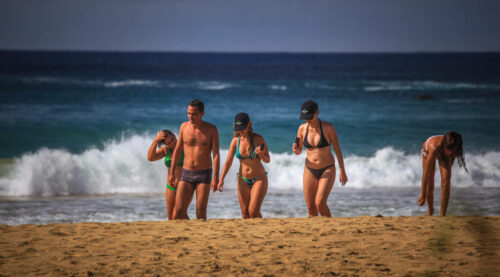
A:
[{"left": 0, "top": 216, "right": 498, "bottom": 276}]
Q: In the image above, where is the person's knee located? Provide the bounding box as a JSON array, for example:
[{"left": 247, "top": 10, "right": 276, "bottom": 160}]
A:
[
  {"left": 241, "top": 207, "right": 250, "bottom": 218},
  {"left": 172, "top": 210, "right": 179, "bottom": 220},
  {"left": 248, "top": 206, "right": 260, "bottom": 218},
  {"left": 441, "top": 180, "right": 450, "bottom": 190},
  {"left": 173, "top": 204, "right": 185, "bottom": 219},
  {"left": 306, "top": 200, "right": 316, "bottom": 210},
  {"left": 315, "top": 198, "right": 327, "bottom": 209},
  {"left": 196, "top": 206, "right": 207, "bottom": 218},
  {"left": 426, "top": 183, "right": 434, "bottom": 191},
  {"left": 308, "top": 210, "right": 318, "bottom": 217},
  {"left": 307, "top": 203, "right": 318, "bottom": 214}
]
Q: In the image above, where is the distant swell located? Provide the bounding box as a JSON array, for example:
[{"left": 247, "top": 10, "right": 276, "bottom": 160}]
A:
[
  {"left": 0, "top": 135, "right": 498, "bottom": 196},
  {"left": 363, "top": 81, "right": 500, "bottom": 91},
  {"left": 21, "top": 77, "right": 162, "bottom": 88},
  {"left": 20, "top": 77, "right": 500, "bottom": 92}
]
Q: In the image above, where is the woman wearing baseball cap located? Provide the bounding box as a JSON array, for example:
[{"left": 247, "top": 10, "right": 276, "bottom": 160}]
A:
[
  {"left": 218, "top": 113, "right": 270, "bottom": 218},
  {"left": 292, "top": 100, "right": 348, "bottom": 217}
]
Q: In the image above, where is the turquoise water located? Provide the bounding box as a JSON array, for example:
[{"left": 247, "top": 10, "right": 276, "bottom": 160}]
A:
[
  {"left": 1, "top": 52, "right": 500, "bottom": 157},
  {"left": 0, "top": 51, "right": 499, "bottom": 223}
]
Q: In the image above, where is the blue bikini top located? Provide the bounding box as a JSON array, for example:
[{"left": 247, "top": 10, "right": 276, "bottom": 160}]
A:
[{"left": 236, "top": 136, "right": 258, "bottom": 160}]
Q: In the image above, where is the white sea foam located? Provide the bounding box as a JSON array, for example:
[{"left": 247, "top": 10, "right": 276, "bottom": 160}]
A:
[
  {"left": 305, "top": 82, "right": 337, "bottom": 90},
  {"left": 103, "top": 80, "right": 160, "bottom": 88},
  {"left": 269, "top": 85, "right": 287, "bottom": 91},
  {"left": 196, "top": 81, "right": 233, "bottom": 90},
  {"left": 0, "top": 135, "right": 498, "bottom": 196}
]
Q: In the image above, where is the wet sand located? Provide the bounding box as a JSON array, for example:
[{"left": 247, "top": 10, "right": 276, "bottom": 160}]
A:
[{"left": 0, "top": 216, "right": 498, "bottom": 276}]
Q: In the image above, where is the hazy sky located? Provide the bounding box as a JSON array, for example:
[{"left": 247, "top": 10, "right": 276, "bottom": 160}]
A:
[{"left": 1, "top": 0, "right": 499, "bottom": 52}]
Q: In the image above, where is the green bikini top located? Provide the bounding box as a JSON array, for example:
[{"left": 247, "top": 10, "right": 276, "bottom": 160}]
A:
[
  {"left": 235, "top": 136, "right": 258, "bottom": 160},
  {"left": 164, "top": 148, "right": 184, "bottom": 168}
]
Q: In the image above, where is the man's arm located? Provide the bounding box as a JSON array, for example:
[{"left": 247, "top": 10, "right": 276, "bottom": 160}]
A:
[
  {"left": 211, "top": 125, "right": 220, "bottom": 192},
  {"left": 169, "top": 123, "right": 185, "bottom": 186}
]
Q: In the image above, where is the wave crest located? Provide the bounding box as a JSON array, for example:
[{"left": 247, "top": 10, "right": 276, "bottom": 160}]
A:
[{"left": 0, "top": 135, "right": 498, "bottom": 196}]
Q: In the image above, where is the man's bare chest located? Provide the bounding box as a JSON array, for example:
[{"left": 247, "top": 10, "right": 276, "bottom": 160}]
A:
[{"left": 184, "top": 129, "right": 210, "bottom": 147}]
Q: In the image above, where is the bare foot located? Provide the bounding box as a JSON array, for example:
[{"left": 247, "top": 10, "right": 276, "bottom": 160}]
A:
[
  {"left": 425, "top": 208, "right": 434, "bottom": 216},
  {"left": 418, "top": 194, "right": 426, "bottom": 206}
]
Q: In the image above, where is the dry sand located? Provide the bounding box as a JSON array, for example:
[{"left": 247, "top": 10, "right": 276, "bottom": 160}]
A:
[{"left": 0, "top": 216, "right": 498, "bottom": 276}]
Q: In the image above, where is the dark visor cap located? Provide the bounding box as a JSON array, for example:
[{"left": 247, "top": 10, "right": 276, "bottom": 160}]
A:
[
  {"left": 299, "top": 100, "right": 318, "bottom": 120},
  {"left": 234, "top": 113, "right": 250, "bottom": 131}
]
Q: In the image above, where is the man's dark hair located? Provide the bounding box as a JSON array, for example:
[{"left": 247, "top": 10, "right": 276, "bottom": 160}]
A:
[{"left": 189, "top": 99, "right": 204, "bottom": 113}]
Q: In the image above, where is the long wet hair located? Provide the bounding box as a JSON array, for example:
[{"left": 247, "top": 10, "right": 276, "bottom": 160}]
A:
[
  {"left": 158, "top": 129, "right": 175, "bottom": 148},
  {"left": 437, "top": 131, "right": 468, "bottom": 173}
]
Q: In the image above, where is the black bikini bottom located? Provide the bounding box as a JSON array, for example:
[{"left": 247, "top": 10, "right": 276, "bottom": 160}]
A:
[{"left": 306, "top": 164, "right": 335, "bottom": 180}]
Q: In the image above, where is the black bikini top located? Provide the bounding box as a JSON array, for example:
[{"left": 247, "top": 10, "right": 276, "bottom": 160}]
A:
[{"left": 304, "top": 120, "right": 330, "bottom": 149}]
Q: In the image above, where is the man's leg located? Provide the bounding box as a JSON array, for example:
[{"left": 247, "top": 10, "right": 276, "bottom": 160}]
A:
[
  {"left": 195, "top": 183, "right": 211, "bottom": 220},
  {"left": 172, "top": 181, "right": 195, "bottom": 220}
]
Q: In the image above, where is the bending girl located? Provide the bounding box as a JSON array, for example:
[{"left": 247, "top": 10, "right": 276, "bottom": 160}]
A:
[{"left": 418, "top": 131, "right": 468, "bottom": 216}]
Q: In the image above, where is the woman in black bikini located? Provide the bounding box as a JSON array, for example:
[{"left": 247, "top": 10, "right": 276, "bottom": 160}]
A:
[{"left": 292, "top": 100, "right": 348, "bottom": 217}]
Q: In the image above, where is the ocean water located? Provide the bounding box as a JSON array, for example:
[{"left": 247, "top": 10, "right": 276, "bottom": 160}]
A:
[{"left": 1, "top": 51, "right": 499, "bottom": 224}]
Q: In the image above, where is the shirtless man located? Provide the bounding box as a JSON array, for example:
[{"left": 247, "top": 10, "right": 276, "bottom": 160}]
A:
[{"left": 169, "top": 99, "right": 220, "bottom": 220}]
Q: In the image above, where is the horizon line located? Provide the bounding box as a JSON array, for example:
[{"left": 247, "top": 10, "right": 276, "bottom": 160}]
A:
[{"left": 1, "top": 49, "right": 500, "bottom": 55}]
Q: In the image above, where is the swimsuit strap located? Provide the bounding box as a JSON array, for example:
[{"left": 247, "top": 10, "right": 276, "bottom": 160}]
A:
[
  {"left": 236, "top": 136, "right": 256, "bottom": 160},
  {"left": 304, "top": 124, "right": 311, "bottom": 148},
  {"left": 425, "top": 135, "right": 442, "bottom": 151},
  {"left": 304, "top": 119, "right": 330, "bottom": 149},
  {"left": 165, "top": 148, "right": 184, "bottom": 167},
  {"left": 164, "top": 148, "right": 172, "bottom": 168},
  {"left": 318, "top": 120, "right": 328, "bottom": 146}
]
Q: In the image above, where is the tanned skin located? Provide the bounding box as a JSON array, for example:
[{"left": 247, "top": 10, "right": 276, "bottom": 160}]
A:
[
  {"left": 292, "top": 110, "right": 348, "bottom": 217},
  {"left": 418, "top": 135, "right": 455, "bottom": 216},
  {"left": 169, "top": 104, "right": 219, "bottom": 220},
  {"left": 218, "top": 122, "right": 270, "bottom": 218},
  {"left": 147, "top": 131, "right": 191, "bottom": 220}
]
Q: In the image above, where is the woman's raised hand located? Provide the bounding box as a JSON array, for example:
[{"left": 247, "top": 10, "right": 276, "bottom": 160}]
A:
[{"left": 154, "top": 131, "right": 166, "bottom": 143}]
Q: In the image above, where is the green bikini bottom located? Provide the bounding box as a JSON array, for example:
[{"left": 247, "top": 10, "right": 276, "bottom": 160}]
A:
[
  {"left": 238, "top": 172, "right": 267, "bottom": 189},
  {"left": 166, "top": 184, "right": 177, "bottom": 191}
]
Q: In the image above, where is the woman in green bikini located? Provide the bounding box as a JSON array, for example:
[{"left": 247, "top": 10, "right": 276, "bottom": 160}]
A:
[
  {"left": 218, "top": 113, "right": 270, "bottom": 218},
  {"left": 147, "top": 130, "right": 187, "bottom": 220}
]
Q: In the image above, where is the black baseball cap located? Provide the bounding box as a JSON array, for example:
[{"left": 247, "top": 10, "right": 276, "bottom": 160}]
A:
[
  {"left": 299, "top": 100, "right": 318, "bottom": 120},
  {"left": 234, "top": 113, "right": 250, "bottom": 131}
]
